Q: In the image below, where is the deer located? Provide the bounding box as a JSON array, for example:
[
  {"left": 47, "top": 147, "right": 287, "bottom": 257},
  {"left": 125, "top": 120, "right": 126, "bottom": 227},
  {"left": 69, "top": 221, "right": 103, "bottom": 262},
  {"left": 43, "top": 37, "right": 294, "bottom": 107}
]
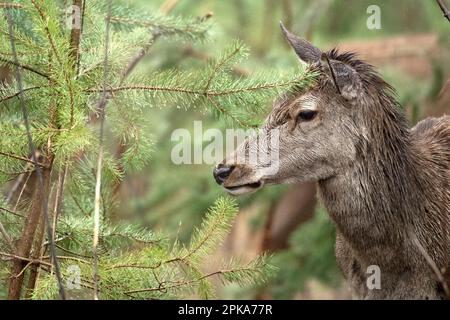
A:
[{"left": 213, "top": 23, "right": 450, "bottom": 299}]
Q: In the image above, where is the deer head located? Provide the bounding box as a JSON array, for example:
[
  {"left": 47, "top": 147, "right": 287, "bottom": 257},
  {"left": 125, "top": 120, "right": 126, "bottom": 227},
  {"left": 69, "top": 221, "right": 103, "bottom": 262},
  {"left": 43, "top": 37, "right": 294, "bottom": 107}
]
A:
[{"left": 214, "top": 23, "right": 385, "bottom": 196}]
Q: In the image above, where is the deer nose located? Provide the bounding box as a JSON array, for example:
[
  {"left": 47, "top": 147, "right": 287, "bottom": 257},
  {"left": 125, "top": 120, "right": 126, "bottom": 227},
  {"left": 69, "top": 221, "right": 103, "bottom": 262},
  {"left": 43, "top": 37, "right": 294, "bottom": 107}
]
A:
[{"left": 213, "top": 164, "right": 234, "bottom": 185}]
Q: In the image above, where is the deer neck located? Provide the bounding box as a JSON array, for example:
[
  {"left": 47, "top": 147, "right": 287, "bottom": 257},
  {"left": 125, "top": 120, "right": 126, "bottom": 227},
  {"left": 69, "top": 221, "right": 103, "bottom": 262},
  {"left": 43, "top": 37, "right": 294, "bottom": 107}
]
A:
[{"left": 318, "top": 105, "right": 424, "bottom": 251}]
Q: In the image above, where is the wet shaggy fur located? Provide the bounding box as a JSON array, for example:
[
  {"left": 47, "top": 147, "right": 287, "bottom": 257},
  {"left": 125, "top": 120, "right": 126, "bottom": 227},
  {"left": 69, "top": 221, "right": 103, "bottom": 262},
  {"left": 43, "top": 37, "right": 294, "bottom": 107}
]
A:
[
  {"left": 218, "top": 30, "right": 450, "bottom": 298},
  {"left": 317, "top": 51, "right": 450, "bottom": 299}
]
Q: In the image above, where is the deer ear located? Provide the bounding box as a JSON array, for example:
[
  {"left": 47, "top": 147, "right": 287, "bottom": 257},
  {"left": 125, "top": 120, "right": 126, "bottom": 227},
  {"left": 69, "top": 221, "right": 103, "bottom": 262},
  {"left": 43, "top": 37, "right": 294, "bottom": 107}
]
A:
[
  {"left": 280, "top": 22, "right": 322, "bottom": 63},
  {"left": 320, "top": 53, "right": 359, "bottom": 101}
]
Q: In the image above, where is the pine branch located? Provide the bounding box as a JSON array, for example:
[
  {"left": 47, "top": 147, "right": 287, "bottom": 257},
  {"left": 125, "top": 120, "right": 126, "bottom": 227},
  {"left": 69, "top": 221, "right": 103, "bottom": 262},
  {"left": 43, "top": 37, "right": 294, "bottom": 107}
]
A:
[
  {"left": 0, "top": 86, "right": 44, "bottom": 103},
  {"left": 46, "top": 0, "right": 86, "bottom": 284},
  {"left": 0, "top": 57, "right": 49, "bottom": 79},
  {"left": 4, "top": 7, "right": 65, "bottom": 300},
  {"left": 1, "top": 1, "right": 294, "bottom": 300},
  {"left": 182, "top": 197, "right": 237, "bottom": 264},
  {"left": 109, "top": 13, "right": 210, "bottom": 40},
  {"left": 31, "top": 0, "right": 76, "bottom": 126},
  {"left": 123, "top": 270, "right": 225, "bottom": 295},
  {"left": 91, "top": 0, "right": 169, "bottom": 298},
  {"left": 204, "top": 42, "right": 245, "bottom": 91},
  {"left": 0, "top": 3, "right": 24, "bottom": 9},
  {"left": 30, "top": 0, "right": 63, "bottom": 66},
  {"left": 120, "top": 33, "right": 161, "bottom": 83},
  {"left": 54, "top": 215, "right": 160, "bottom": 255},
  {"left": 183, "top": 45, "right": 250, "bottom": 77},
  {"left": 123, "top": 258, "right": 273, "bottom": 296},
  {"left": 85, "top": 78, "right": 308, "bottom": 96},
  {"left": 29, "top": 198, "right": 274, "bottom": 299}
]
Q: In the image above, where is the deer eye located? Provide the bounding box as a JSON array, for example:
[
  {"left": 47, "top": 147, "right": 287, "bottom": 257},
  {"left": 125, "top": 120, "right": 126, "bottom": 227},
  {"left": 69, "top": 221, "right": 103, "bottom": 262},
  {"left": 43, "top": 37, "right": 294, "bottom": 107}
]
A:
[{"left": 297, "top": 110, "right": 317, "bottom": 121}]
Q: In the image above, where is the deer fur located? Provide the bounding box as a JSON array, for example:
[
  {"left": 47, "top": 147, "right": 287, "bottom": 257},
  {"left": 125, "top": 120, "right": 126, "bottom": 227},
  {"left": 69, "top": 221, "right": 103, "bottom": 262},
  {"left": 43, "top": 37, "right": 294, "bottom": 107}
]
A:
[{"left": 215, "top": 24, "right": 450, "bottom": 299}]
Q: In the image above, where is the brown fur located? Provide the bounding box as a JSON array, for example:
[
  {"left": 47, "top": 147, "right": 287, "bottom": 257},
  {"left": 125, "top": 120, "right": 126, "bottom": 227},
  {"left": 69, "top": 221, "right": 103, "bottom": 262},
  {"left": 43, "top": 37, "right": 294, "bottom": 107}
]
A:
[{"left": 215, "top": 25, "right": 450, "bottom": 299}]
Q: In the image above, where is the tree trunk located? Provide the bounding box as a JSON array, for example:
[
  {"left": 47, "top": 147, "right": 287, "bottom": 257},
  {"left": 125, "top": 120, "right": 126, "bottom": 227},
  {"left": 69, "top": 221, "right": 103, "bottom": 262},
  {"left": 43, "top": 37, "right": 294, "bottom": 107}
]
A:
[
  {"left": 7, "top": 156, "right": 53, "bottom": 300},
  {"left": 24, "top": 208, "right": 46, "bottom": 298}
]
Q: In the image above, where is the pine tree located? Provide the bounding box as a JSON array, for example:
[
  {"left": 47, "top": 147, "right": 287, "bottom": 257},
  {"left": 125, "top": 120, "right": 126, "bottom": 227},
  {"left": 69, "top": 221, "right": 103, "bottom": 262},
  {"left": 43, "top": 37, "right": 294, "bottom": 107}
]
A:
[{"left": 0, "top": 0, "right": 315, "bottom": 299}]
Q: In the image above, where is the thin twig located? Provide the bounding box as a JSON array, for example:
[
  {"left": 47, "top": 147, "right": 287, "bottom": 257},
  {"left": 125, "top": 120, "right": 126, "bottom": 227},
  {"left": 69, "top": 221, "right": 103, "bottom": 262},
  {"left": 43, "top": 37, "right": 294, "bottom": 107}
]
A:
[
  {"left": 322, "top": 52, "right": 341, "bottom": 94},
  {"left": 13, "top": 170, "right": 32, "bottom": 212},
  {"left": 120, "top": 33, "right": 161, "bottom": 84},
  {"left": 84, "top": 79, "right": 303, "bottom": 96},
  {"left": 183, "top": 45, "right": 250, "bottom": 77},
  {"left": 15, "top": 261, "right": 33, "bottom": 279},
  {"left": 124, "top": 270, "right": 228, "bottom": 295},
  {"left": 46, "top": 0, "right": 86, "bottom": 265},
  {"left": 409, "top": 229, "right": 450, "bottom": 297},
  {"left": 0, "top": 220, "right": 14, "bottom": 251},
  {"left": 204, "top": 45, "right": 241, "bottom": 91},
  {"left": 42, "top": 254, "right": 91, "bottom": 265},
  {"left": 207, "top": 96, "right": 248, "bottom": 128},
  {"left": 92, "top": 0, "right": 113, "bottom": 300},
  {"left": 6, "top": 162, "right": 32, "bottom": 203},
  {"left": 4, "top": 7, "right": 66, "bottom": 300},
  {"left": 109, "top": 263, "right": 162, "bottom": 271},
  {"left": 0, "top": 168, "right": 33, "bottom": 176},
  {"left": 55, "top": 243, "right": 92, "bottom": 259},
  {"left": 51, "top": 165, "right": 68, "bottom": 241},
  {"left": 69, "top": 186, "right": 90, "bottom": 217},
  {"left": 0, "top": 57, "right": 50, "bottom": 79},
  {"left": 0, "top": 251, "right": 52, "bottom": 268},
  {"left": 0, "top": 86, "right": 43, "bottom": 103},
  {"left": 0, "top": 151, "right": 44, "bottom": 167},
  {"left": 436, "top": 0, "right": 450, "bottom": 22},
  {"left": 42, "top": 234, "right": 70, "bottom": 246},
  {"left": 0, "top": 206, "right": 25, "bottom": 218}
]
